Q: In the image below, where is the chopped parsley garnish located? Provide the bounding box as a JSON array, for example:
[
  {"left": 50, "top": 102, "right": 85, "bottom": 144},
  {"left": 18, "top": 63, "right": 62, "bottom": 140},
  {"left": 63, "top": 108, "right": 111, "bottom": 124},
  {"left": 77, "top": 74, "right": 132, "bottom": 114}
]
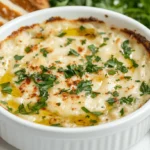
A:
[
  {"left": 124, "top": 76, "right": 132, "bottom": 80},
  {"left": 65, "top": 38, "right": 75, "bottom": 46},
  {"left": 68, "top": 49, "right": 80, "bottom": 56},
  {"left": 81, "top": 107, "right": 102, "bottom": 116},
  {"left": 95, "top": 56, "right": 101, "bottom": 62},
  {"left": 40, "top": 48, "right": 48, "bottom": 57},
  {"left": 51, "top": 123, "right": 62, "bottom": 127},
  {"left": 130, "top": 59, "right": 139, "bottom": 68},
  {"left": 91, "top": 92, "right": 100, "bottom": 98},
  {"left": 79, "top": 25, "right": 86, "bottom": 31},
  {"left": 111, "top": 91, "right": 119, "bottom": 97},
  {"left": 0, "top": 101, "right": 7, "bottom": 105},
  {"left": 103, "top": 37, "right": 109, "bottom": 42},
  {"left": 15, "top": 69, "right": 28, "bottom": 84},
  {"left": 0, "top": 56, "right": 3, "bottom": 60},
  {"left": 14, "top": 64, "right": 20, "bottom": 68},
  {"left": 140, "top": 81, "right": 150, "bottom": 95},
  {"left": 98, "top": 32, "right": 106, "bottom": 35},
  {"left": 120, "top": 95, "right": 135, "bottom": 104},
  {"left": 107, "top": 97, "right": 116, "bottom": 105},
  {"left": 76, "top": 80, "right": 92, "bottom": 94},
  {"left": 81, "top": 106, "right": 90, "bottom": 113},
  {"left": 63, "top": 64, "right": 84, "bottom": 78},
  {"left": 88, "top": 44, "right": 99, "bottom": 54},
  {"left": 40, "top": 65, "right": 56, "bottom": 72},
  {"left": 120, "top": 108, "right": 124, "bottom": 116},
  {"left": 25, "top": 46, "right": 31, "bottom": 53},
  {"left": 121, "top": 40, "right": 133, "bottom": 58},
  {"left": 57, "top": 32, "right": 66, "bottom": 37},
  {"left": 86, "top": 62, "right": 102, "bottom": 73},
  {"left": 17, "top": 104, "right": 29, "bottom": 114},
  {"left": 14, "top": 55, "right": 24, "bottom": 61},
  {"left": 0, "top": 82, "right": 12, "bottom": 94},
  {"left": 81, "top": 39, "right": 86, "bottom": 45},
  {"left": 105, "top": 56, "right": 128, "bottom": 74},
  {"left": 114, "top": 85, "right": 122, "bottom": 90},
  {"left": 108, "top": 70, "right": 117, "bottom": 75},
  {"left": 121, "top": 40, "right": 138, "bottom": 68},
  {"left": 100, "top": 43, "right": 107, "bottom": 47}
]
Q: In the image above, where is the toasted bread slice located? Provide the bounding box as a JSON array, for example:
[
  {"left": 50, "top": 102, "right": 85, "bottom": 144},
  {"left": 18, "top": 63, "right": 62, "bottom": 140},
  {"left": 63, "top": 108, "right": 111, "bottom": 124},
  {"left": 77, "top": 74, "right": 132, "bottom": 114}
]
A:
[
  {"left": 0, "top": 0, "right": 27, "bottom": 20},
  {"left": 0, "top": 16, "right": 7, "bottom": 26},
  {"left": 28, "top": 0, "right": 50, "bottom": 9},
  {"left": 10, "top": 0, "right": 37, "bottom": 12}
]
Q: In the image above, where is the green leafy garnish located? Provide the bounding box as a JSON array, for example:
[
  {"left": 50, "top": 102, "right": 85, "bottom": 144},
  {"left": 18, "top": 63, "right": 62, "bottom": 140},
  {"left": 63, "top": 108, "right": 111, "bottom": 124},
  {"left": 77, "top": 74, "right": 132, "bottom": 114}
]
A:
[
  {"left": 15, "top": 69, "right": 28, "bottom": 84},
  {"left": 63, "top": 64, "right": 84, "bottom": 78},
  {"left": 51, "top": 123, "right": 62, "bottom": 127},
  {"left": 68, "top": 49, "right": 80, "bottom": 56},
  {"left": 140, "top": 81, "right": 150, "bottom": 95},
  {"left": 25, "top": 46, "right": 32, "bottom": 53},
  {"left": 81, "top": 39, "right": 86, "bottom": 45},
  {"left": 65, "top": 38, "right": 75, "bottom": 46},
  {"left": 57, "top": 32, "right": 66, "bottom": 37},
  {"left": 120, "top": 108, "right": 124, "bottom": 116},
  {"left": 88, "top": 44, "right": 99, "bottom": 54},
  {"left": 76, "top": 80, "right": 93, "bottom": 94},
  {"left": 0, "top": 82, "right": 12, "bottom": 94},
  {"left": 79, "top": 25, "right": 86, "bottom": 31},
  {"left": 0, "top": 56, "right": 3, "bottom": 60},
  {"left": 120, "top": 95, "right": 135, "bottom": 104},
  {"left": 105, "top": 56, "right": 128, "bottom": 74},
  {"left": 14, "top": 55, "right": 24, "bottom": 61},
  {"left": 40, "top": 48, "right": 49, "bottom": 57},
  {"left": 81, "top": 107, "right": 102, "bottom": 116},
  {"left": 107, "top": 97, "right": 116, "bottom": 105}
]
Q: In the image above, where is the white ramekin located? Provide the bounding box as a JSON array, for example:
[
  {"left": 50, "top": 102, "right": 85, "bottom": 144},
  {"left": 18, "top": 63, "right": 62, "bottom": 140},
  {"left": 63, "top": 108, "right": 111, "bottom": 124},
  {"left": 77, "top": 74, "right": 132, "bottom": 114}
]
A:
[{"left": 0, "top": 6, "right": 150, "bottom": 150}]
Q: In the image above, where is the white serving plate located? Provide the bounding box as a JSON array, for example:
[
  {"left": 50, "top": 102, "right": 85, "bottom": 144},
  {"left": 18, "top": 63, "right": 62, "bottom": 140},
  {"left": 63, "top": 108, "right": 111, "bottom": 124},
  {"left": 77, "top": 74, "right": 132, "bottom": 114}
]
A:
[{"left": 0, "top": 130, "right": 150, "bottom": 150}]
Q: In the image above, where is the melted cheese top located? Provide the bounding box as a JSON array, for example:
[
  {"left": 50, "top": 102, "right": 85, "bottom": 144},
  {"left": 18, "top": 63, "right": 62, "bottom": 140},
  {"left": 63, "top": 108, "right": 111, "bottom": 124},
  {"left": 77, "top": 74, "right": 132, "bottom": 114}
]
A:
[{"left": 0, "top": 18, "right": 150, "bottom": 127}]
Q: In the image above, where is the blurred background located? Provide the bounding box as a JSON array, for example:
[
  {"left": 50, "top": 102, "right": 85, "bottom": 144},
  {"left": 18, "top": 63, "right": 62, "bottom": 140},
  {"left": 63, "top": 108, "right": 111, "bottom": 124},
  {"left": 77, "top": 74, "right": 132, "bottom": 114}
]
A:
[{"left": 0, "top": 0, "right": 149, "bottom": 28}]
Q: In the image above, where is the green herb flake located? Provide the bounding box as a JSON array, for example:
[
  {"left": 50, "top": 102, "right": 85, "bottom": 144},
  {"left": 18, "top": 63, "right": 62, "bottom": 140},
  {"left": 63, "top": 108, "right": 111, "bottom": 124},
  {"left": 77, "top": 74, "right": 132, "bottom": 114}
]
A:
[
  {"left": 108, "top": 69, "right": 116, "bottom": 75},
  {"left": 40, "top": 48, "right": 49, "bottom": 57},
  {"left": 81, "top": 106, "right": 90, "bottom": 113},
  {"left": 0, "top": 56, "right": 3, "bottom": 60},
  {"left": 114, "top": 85, "right": 122, "bottom": 90},
  {"left": 140, "top": 81, "right": 150, "bottom": 95},
  {"left": 14, "top": 55, "right": 24, "bottom": 61},
  {"left": 51, "top": 123, "right": 62, "bottom": 127},
  {"left": 0, "top": 82, "right": 12, "bottom": 94},
  {"left": 120, "top": 108, "right": 124, "bottom": 116},
  {"left": 111, "top": 91, "right": 119, "bottom": 97},
  {"left": 79, "top": 25, "right": 86, "bottom": 31},
  {"left": 65, "top": 38, "right": 75, "bottom": 46},
  {"left": 91, "top": 111, "right": 103, "bottom": 116},
  {"left": 7, "top": 106, "right": 13, "bottom": 112},
  {"left": 120, "top": 95, "right": 135, "bottom": 104},
  {"left": 105, "top": 56, "right": 128, "bottom": 73},
  {"left": 103, "top": 37, "right": 109, "bottom": 42},
  {"left": 98, "top": 32, "right": 106, "bottom": 35},
  {"left": 91, "top": 92, "right": 100, "bottom": 98},
  {"left": 68, "top": 49, "right": 80, "bottom": 56},
  {"left": 57, "top": 32, "right": 66, "bottom": 37},
  {"left": 0, "top": 101, "right": 7, "bottom": 105},
  {"left": 95, "top": 56, "right": 101, "bottom": 62},
  {"left": 107, "top": 97, "right": 116, "bottom": 105},
  {"left": 81, "top": 39, "right": 86, "bottom": 45},
  {"left": 25, "top": 46, "right": 31, "bottom": 53},
  {"left": 88, "top": 44, "right": 99, "bottom": 54},
  {"left": 100, "top": 43, "right": 107, "bottom": 47},
  {"left": 14, "top": 64, "right": 20, "bottom": 68}
]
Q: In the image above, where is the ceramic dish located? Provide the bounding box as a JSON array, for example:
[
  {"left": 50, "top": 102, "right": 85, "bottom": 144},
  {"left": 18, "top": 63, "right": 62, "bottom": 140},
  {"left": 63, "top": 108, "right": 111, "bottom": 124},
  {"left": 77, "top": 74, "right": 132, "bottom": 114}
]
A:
[{"left": 0, "top": 6, "right": 150, "bottom": 150}]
